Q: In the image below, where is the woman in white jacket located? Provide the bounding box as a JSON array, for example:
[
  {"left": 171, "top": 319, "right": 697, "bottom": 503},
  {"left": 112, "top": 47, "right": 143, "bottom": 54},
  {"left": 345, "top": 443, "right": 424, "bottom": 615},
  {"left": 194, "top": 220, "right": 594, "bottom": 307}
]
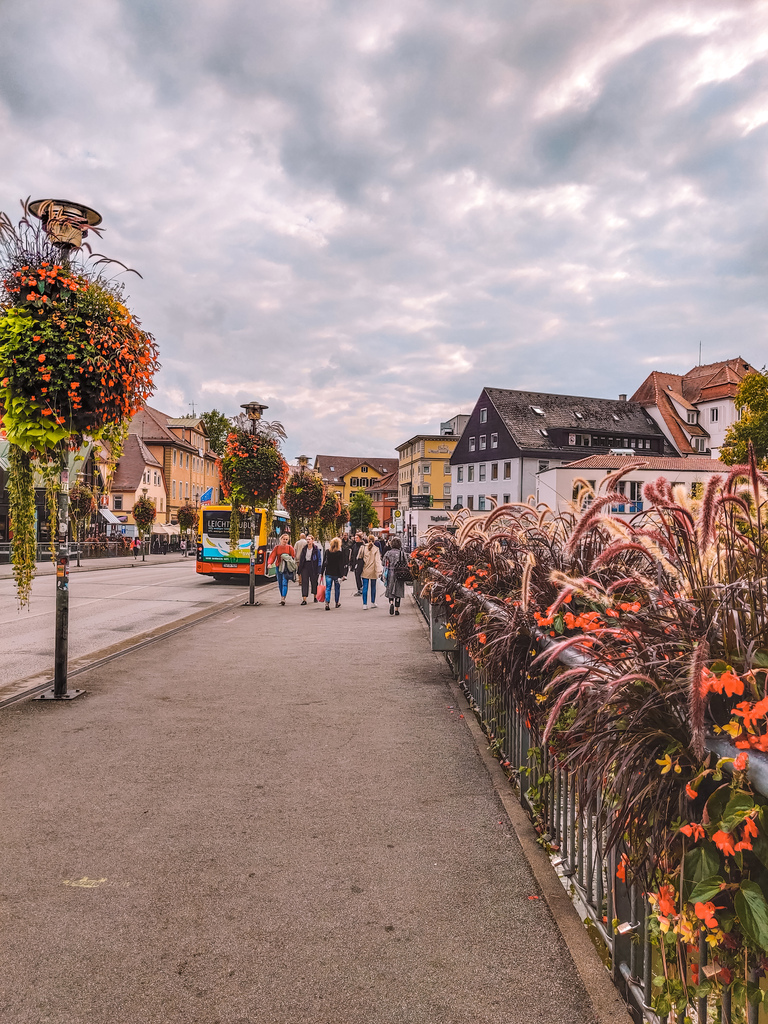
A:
[{"left": 359, "top": 534, "right": 383, "bottom": 609}]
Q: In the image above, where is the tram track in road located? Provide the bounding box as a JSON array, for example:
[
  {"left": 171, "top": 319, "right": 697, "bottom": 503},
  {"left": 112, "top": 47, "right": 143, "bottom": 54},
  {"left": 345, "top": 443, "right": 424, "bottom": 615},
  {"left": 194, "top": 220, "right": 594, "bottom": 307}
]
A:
[{"left": 0, "top": 582, "right": 275, "bottom": 709}]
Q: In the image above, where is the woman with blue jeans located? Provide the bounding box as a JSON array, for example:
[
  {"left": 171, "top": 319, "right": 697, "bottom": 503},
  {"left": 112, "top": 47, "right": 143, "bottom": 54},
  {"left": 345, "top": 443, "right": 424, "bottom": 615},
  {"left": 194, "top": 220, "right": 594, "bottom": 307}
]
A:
[
  {"left": 359, "top": 535, "right": 383, "bottom": 609},
  {"left": 321, "top": 536, "right": 345, "bottom": 609},
  {"left": 267, "top": 533, "right": 295, "bottom": 606}
]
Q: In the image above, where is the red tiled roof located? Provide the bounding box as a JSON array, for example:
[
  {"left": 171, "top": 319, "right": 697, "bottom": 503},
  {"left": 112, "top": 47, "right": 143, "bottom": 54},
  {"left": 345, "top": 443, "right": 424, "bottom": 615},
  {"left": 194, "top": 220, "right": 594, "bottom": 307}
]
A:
[
  {"left": 681, "top": 357, "right": 756, "bottom": 403},
  {"left": 558, "top": 454, "right": 725, "bottom": 472},
  {"left": 314, "top": 455, "right": 399, "bottom": 485},
  {"left": 112, "top": 434, "right": 162, "bottom": 492}
]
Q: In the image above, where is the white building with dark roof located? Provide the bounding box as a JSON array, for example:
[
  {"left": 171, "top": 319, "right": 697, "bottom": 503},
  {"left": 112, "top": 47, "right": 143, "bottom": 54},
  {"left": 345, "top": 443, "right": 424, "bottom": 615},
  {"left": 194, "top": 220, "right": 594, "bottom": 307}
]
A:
[{"left": 450, "top": 387, "right": 671, "bottom": 510}]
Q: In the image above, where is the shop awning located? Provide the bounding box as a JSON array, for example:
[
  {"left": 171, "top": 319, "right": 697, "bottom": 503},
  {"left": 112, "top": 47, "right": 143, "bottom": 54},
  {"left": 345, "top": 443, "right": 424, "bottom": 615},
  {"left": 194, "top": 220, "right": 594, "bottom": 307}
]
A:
[
  {"left": 99, "top": 507, "right": 123, "bottom": 526},
  {"left": 152, "top": 523, "right": 181, "bottom": 535}
]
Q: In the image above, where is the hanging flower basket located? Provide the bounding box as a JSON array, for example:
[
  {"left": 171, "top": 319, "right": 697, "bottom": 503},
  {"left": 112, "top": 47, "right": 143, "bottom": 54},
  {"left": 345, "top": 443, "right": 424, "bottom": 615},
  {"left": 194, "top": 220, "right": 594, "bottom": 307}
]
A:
[
  {"left": 132, "top": 495, "right": 156, "bottom": 535},
  {"left": 219, "top": 428, "right": 289, "bottom": 549},
  {"left": 282, "top": 468, "right": 326, "bottom": 523},
  {"left": 0, "top": 203, "right": 160, "bottom": 605},
  {"left": 176, "top": 503, "right": 197, "bottom": 533}
]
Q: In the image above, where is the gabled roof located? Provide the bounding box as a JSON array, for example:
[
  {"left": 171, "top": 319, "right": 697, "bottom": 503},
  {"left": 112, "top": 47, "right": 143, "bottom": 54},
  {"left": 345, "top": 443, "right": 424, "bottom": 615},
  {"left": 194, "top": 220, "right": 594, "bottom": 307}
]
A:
[
  {"left": 365, "top": 469, "right": 399, "bottom": 492},
  {"left": 484, "top": 388, "right": 665, "bottom": 452},
  {"left": 314, "top": 455, "right": 399, "bottom": 485},
  {"left": 552, "top": 454, "right": 725, "bottom": 473},
  {"left": 682, "top": 357, "right": 756, "bottom": 403},
  {"left": 112, "top": 434, "right": 162, "bottom": 492},
  {"left": 630, "top": 372, "right": 707, "bottom": 455},
  {"left": 129, "top": 406, "right": 213, "bottom": 456}
]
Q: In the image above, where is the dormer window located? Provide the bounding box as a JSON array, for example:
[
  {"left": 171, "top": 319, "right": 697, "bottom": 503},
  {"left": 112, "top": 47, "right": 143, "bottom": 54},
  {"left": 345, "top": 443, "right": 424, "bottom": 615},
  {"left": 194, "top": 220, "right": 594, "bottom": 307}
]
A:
[
  {"left": 574, "top": 412, "right": 583, "bottom": 420},
  {"left": 539, "top": 428, "right": 549, "bottom": 437},
  {"left": 687, "top": 411, "right": 698, "bottom": 424},
  {"left": 612, "top": 414, "right": 620, "bottom": 422},
  {"left": 531, "top": 406, "right": 545, "bottom": 417}
]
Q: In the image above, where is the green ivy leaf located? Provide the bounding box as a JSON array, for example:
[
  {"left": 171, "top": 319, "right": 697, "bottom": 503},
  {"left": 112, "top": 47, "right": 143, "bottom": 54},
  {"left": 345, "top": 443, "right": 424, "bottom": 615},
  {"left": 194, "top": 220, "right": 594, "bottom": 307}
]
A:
[
  {"left": 735, "top": 880, "right": 768, "bottom": 951},
  {"left": 705, "top": 785, "right": 731, "bottom": 828}
]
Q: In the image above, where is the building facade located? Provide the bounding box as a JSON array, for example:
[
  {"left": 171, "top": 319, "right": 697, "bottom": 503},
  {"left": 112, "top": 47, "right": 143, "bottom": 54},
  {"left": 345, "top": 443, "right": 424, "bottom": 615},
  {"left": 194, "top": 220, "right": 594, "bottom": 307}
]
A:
[
  {"left": 537, "top": 454, "right": 726, "bottom": 516},
  {"left": 396, "top": 415, "right": 467, "bottom": 510},
  {"left": 450, "top": 388, "right": 671, "bottom": 511},
  {"left": 314, "top": 456, "right": 399, "bottom": 505},
  {"left": 631, "top": 357, "right": 756, "bottom": 459},
  {"left": 126, "top": 407, "right": 222, "bottom": 523},
  {"left": 110, "top": 433, "right": 168, "bottom": 525}
]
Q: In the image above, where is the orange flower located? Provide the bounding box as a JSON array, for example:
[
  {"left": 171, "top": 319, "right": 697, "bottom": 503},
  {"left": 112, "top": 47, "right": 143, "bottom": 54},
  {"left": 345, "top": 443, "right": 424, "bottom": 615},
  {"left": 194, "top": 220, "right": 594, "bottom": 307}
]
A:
[
  {"left": 616, "top": 853, "right": 629, "bottom": 881},
  {"left": 685, "top": 783, "right": 698, "bottom": 800},
  {"left": 66, "top": 353, "right": 76, "bottom": 360},
  {"left": 679, "top": 822, "right": 705, "bottom": 841},
  {"left": 720, "top": 670, "right": 744, "bottom": 697},
  {"left": 712, "top": 830, "right": 736, "bottom": 856},
  {"left": 694, "top": 901, "right": 720, "bottom": 929},
  {"left": 37, "top": 354, "right": 46, "bottom": 362},
  {"left": 657, "top": 884, "right": 676, "bottom": 917},
  {"left": 734, "top": 751, "right": 749, "bottom": 770},
  {"left": 477, "top": 633, "right": 487, "bottom": 644}
]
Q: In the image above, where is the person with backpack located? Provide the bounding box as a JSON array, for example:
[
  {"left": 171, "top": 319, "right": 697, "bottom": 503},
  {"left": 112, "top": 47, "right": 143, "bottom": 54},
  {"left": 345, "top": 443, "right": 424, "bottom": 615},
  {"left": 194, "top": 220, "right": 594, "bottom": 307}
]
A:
[
  {"left": 350, "top": 531, "right": 365, "bottom": 595},
  {"left": 383, "top": 536, "right": 407, "bottom": 615},
  {"left": 321, "top": 536, "right": 345, "bottom": 610},
  {"left": 268, "top": 533, "right": 296, "bottom": 606}
]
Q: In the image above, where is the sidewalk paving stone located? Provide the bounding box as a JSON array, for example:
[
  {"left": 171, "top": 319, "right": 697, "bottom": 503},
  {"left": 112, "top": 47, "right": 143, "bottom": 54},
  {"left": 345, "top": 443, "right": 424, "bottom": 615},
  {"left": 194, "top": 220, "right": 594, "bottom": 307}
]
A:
[{"left": 0, "top": 579, "right": 605, "bottom": 1024}]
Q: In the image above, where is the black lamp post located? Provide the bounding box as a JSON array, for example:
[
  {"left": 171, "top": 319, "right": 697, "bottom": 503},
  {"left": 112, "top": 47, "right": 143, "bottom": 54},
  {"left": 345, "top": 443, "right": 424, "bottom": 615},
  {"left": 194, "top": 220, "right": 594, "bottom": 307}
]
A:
[
  {"left": 241, "top": 400, "right": 268, "bottom": 607},
  {"left": 31, "top": 199, "right": 101, "bottom": 701}
]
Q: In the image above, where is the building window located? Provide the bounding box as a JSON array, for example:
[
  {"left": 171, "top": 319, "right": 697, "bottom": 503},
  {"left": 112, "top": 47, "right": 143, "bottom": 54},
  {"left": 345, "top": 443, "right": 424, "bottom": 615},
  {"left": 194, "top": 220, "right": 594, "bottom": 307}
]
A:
[
  {"left": 456, "top": 496, "right": 463, "bottom": 507},
  {"left": 467, "top": 495, "right": 474, "bottom": 510},
  {"left": 502, "top": 493, "right": 510, "bottom": 504},
  {"left": 443, "top": 483, "right": 451, "bottom": 496},
  {"left": 185, "top": 482, "right": 189, "bottom": 498},
  {"left": 350, "top": 477, "right": 359, "bottom": 486},
  {"left": 490, "top": 433, "right": 498, "bottom": 448},
  {"left": 113, "top": 495, "right": 123, "bottom": 510},
  {"left": 478, "top": 496, "right": 486, "bottom": 511},
  {"left": 469, "top": 437, "right": 476, "bottom": 452},
  {"left": 538, "top": 460, "right": 549, "bottom": 472},
  {"left": 422, "top": 463, "right": 430, "bottom": 474},
  {"left": 173, "top": 450, "right": 177, "bottom": 465},
  {"left": 479, "top": 464, "right": 486, "bottom": 481},
  {"left": 711, "top": 408, "right": 719, "bottom": 422},
  {"left": 444, "top": 462, "right": 451, "bottom": 474},
  {"left": 503, "top": 462, "right": 511, "bottom": 479},
  {"left": 172, "top": 480, "right": 176, "bottom": 499},
  {"left": 457, "top": 467, "right": 464, "bottom": 482},
  {"left": 687, "top": 410, "right": 698, "bottom": 424},
  {"left": 491, "top": 463, "right": 498, "bottom": 480},
  {"left": 490, "top": 495, "right": 498, "bottom": 504},
  {"left": 360, "top": 478, "right": 369, "bottom": 487},
  {"left": 468, "top": 465, "right": 474, "bottom": 482},
  {"left": 479, "top": 408, "right": 487, "bottom": 423},
  {"left": 361, "top": 465, "right": 368, "bottom": 472},
  {"left": 479, "top": 435, "right": 486, "bottom": 450},
  {"left": 421, "top": 485, "right": 431, "bottom": 495}
]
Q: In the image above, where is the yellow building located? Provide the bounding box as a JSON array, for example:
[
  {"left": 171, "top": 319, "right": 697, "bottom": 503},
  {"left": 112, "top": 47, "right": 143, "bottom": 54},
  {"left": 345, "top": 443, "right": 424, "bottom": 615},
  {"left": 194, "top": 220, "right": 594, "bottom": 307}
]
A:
[
  {"left": 314, "top": 455, "right": 399, "bottom": 506},
  {"left": 396, "top": 416, "right": 468, "bottom": 510}
]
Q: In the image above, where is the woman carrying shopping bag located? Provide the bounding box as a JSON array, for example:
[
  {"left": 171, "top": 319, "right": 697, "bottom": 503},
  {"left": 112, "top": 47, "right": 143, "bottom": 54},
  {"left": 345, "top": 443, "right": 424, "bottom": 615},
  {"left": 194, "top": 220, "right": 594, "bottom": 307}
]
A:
[{"left": 298, "top": 534, "right": 322, "bottom": 605}]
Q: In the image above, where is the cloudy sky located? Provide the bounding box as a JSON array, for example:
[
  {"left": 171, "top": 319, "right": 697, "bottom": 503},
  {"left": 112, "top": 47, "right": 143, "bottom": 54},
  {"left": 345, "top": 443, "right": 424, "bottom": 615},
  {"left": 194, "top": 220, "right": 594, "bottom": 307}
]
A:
[{"left": 2, "top": 0, "right": 767, "bottom": 459}]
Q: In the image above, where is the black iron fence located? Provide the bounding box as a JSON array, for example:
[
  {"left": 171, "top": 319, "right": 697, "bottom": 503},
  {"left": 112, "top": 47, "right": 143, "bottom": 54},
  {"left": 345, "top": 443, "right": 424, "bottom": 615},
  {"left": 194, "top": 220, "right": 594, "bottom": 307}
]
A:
[{"left": 412, "top": 581, "right": 756, "bottom": 1024}]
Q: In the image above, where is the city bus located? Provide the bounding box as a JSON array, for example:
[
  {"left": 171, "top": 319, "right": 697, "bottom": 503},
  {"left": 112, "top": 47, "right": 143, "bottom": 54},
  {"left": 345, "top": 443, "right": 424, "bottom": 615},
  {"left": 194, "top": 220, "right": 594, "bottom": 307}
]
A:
[{"left": 196, "top": 504, "right": 289, "bottom": 582}]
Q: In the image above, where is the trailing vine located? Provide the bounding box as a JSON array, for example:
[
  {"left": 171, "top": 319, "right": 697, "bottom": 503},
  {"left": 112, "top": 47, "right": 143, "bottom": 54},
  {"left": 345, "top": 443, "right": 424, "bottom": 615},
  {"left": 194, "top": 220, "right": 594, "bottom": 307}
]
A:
[{"left": 7, "top": 445, "right": 35, "bottom": 606}]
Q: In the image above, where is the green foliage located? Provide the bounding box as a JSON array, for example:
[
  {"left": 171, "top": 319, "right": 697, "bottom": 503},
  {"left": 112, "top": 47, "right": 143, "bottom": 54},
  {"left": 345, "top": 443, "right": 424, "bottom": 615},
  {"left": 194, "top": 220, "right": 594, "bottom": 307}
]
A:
[
  {"left": 176, "top": 503, "right": 197, "bottom": 533},
  {"left": 349, "top": 488, "right": 379, "bottom": 532},
  {"left": 132, "top": 495, "right": 156, "bottom": 537},
  {"left": 200, "top": 409, "right": 230, "bottom": 456},
  {"left": 7, "top": 445, "right": 36, "bottom": 607},
  {"left": 720, "top": 369, "right": 768, "bottom": 466},
  {"left": 69, "top": 483, "right": 96, "bottom": 523}
]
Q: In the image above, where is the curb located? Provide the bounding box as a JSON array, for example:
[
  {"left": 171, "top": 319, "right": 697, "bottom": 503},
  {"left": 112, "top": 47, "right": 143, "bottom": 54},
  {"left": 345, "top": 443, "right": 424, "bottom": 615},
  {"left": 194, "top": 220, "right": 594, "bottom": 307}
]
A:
[
  {"left": 0, "top": 582, "right": 277, "bottom": 707},
  {"left": 411, "top": 594, "right": 632, "bottom": 1024}
]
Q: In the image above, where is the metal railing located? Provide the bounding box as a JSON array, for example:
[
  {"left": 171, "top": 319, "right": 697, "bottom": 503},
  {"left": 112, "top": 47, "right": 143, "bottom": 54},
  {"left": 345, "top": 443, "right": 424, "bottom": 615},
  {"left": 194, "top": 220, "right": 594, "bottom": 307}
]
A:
[{"left": 413, "top": 582, "right": 754, "bottom": 1024}]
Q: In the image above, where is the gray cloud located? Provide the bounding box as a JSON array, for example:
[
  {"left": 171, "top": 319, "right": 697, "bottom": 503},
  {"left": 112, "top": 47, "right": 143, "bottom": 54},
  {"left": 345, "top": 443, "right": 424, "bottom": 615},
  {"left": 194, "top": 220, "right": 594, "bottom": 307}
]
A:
[{"left": 1, "top": 0, "right": 767, "bottom": 459}]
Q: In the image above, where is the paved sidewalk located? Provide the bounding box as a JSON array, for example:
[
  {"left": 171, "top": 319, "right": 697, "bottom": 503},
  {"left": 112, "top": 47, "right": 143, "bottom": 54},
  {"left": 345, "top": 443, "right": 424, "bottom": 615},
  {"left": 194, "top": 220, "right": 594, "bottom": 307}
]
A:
[
  {"left": 0, "top": 578, "right": 611, "bottom": 1024},
  {"left": 0, "top": 550, "right": 192, "bottom": 579}
]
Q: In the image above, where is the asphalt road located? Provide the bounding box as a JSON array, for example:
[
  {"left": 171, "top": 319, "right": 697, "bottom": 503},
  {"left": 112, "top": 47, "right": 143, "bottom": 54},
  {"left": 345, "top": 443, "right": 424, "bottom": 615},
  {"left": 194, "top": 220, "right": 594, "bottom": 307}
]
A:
[{"left": 0, "top": 562, "right": 255, "bottom": 693}]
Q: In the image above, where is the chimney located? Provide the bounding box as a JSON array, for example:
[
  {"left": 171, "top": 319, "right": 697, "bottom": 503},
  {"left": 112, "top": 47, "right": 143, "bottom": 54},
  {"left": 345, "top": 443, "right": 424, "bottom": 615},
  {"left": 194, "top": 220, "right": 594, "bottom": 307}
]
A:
[{"left": 618, "top": 394, "right": 627, "bottom": 402}]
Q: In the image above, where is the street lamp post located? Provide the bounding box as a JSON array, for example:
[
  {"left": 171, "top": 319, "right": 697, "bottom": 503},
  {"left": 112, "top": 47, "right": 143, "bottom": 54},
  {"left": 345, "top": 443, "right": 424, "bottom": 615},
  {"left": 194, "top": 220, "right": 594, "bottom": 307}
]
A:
[
  {"left": 31, "top": 200, "right": 101, "bottom": 701},
  {"left": 241, "top": 400, "right": 268, "bottom": 607}
]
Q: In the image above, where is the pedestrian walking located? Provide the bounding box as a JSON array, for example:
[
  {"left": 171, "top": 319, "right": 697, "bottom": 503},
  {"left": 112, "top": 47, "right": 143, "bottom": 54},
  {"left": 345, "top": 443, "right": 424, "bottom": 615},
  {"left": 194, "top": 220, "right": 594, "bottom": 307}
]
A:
[
  {"left": 375, "top": 531, "right": 391, "bottom": 558},
  {"left": 340, "top": 535, "right": 353, "bottom": 580},
  {"left": 131, "top": 536, "right": 139, "bottom": 559},
  {"left": 383, "top": 537, "right": 407, "bottom": 615},
  {"left": 298, "top": 534, "right": 322, "bottom": 604},
  {"left": 350, "top": 531, "right": 365, "bottom": 595},
  {"left": 294, "top": 532, "right": 307, "bottom": 585},
  {"left": 180, "top": 538, "right": 187, "bottom": 558},
  {"left": 321, "top": 536, "right": 345, "bottom": 609},
  {"left": 360, "top": 534, "right": 383, "bottom": 609},
  {"left": 267, "top": 533, "right": 296, "bottom": 606}
]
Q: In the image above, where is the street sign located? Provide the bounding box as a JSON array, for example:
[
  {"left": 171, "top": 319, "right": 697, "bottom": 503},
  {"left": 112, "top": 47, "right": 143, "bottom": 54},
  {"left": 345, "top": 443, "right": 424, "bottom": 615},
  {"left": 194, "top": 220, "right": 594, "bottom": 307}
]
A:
[
  {"left": 410, "top": 495, "right": 432, "bottom": 509},
  {"left": 200, "top": 487, "right": 213, "bottom": 504}
]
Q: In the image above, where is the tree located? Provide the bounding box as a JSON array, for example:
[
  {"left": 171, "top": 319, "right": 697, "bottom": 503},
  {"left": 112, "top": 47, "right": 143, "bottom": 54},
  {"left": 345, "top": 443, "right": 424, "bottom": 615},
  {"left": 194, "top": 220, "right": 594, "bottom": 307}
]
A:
[
  {"left": 720, "top": 369, "right": 768, "bottom": 467},
  {"left": 200, "top": 409, "right": 231, "bottom": 456},
  {"left": 349, "top": 488, "right": 379, "bottom": 533}
]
